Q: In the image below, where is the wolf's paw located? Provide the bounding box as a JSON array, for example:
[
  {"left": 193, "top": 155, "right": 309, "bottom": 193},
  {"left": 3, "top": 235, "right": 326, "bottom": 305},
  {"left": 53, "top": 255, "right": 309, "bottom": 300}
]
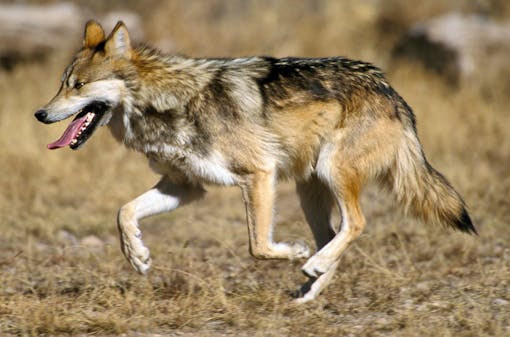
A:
[
  {"left": 301, "top": 254, "right": 334, "bottom": 278},
  {"left": 120, "top": 229, "right": 152, "bottom": 275},
  {"left": 289, "top": 278, "right": 317, "bottom": 305},
  {"left": 127, "top": 245, "right": 152, "bottom": 275}
]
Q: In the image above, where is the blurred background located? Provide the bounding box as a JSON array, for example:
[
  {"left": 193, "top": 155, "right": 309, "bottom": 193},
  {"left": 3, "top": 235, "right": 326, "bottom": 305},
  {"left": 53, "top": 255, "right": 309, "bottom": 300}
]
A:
[{"left": 0, "top": 1, "right": 509, "bottom": 336}]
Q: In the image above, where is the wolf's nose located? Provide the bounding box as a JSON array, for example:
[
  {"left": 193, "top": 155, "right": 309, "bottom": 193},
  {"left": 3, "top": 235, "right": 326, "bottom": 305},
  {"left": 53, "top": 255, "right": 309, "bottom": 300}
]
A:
[{"left": 34, "top": 109, "right": 47, "bottom": 122}]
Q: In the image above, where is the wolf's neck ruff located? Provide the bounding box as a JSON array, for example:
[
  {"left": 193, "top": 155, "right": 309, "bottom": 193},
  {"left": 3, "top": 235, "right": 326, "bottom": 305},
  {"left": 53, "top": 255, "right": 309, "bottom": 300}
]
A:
[{"left": 111, "top": 50, "right": 271, "bottom": 160}]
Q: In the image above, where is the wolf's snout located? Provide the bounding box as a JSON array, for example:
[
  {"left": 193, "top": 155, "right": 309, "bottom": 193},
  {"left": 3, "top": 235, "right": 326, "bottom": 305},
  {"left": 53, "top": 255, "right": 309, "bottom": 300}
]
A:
[{"left": 34, "top": 109, "right": 49, "bottom": 123}]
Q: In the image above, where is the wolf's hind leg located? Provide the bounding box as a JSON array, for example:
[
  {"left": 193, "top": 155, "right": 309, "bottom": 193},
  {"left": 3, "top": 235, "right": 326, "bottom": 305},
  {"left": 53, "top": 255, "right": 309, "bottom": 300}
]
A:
[
  {"left": 302, "top": 168, "right": 366, "bottom": 279},
  {"left": 300, "top": 133, "right": 370, "bottom": 286},
  {"left": 297, "top": 175, "right": 365, "bottom": 301},
  {"left": 118, "top": 176, "right": 205, "bottom": 274},
  {"left": 241, "top": 170, "right": 310, "bottom": 260}
]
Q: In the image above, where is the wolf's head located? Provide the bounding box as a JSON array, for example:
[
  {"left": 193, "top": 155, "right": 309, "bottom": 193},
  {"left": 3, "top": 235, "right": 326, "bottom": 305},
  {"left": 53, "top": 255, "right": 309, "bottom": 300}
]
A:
[{"left": 34, "top": 20, "right": 133, "bottom": 150}]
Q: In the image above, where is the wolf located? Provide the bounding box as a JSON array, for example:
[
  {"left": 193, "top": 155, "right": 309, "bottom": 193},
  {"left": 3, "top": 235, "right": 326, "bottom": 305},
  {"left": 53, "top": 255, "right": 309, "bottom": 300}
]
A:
[{"left": 34, "top": 20, "right": 476, "bottom": 303}]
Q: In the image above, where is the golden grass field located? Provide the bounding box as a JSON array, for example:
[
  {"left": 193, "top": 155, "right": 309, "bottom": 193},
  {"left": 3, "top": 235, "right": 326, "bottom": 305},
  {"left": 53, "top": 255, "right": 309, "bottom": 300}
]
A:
[{"left": 1, "top": 1, "right": 509, "bottom": 336}]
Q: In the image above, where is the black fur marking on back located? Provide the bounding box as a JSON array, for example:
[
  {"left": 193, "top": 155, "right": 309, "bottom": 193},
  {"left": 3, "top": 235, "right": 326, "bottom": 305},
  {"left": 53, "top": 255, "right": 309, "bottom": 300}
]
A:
[
  {"left": 256, "top": 57, "right": 337, "bottom": 108},
  {"left": 275, "top": 58, "right": 334, "bottom": 101},
  {"left": 256, "top": 57, "right": 291, "bottom": 105},
  {"left": 308, "top": 79, "right": 331, "bottom": 99}
]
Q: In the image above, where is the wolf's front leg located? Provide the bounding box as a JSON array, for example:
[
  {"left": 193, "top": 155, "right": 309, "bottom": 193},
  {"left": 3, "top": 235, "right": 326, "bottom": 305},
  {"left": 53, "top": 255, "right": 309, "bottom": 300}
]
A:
[
  {"left": 117, "top": 176, "right": 205, "bottom": 274},
  {"left": 240, "top": 170, "right": 310, "bottom": 260}
]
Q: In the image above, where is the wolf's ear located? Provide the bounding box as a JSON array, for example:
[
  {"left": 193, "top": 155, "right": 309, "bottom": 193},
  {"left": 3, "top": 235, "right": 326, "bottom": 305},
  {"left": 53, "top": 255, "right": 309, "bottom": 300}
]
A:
[
  {"left": 105, "top": 21, "right": 132, "bottom": 58},
  {"left": 84, "top": 20, "right": 105, "bottom": 49}
]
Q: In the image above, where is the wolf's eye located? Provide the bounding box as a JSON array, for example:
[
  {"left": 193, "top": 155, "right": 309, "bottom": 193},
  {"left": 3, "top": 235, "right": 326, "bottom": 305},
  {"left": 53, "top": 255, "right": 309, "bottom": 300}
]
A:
[{"left": 75, "top": 81, "right": 85, "bottom": 89}]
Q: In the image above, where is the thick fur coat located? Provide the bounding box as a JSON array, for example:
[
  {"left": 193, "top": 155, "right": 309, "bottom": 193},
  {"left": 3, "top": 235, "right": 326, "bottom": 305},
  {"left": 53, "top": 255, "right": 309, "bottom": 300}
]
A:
[{"left": 35, "top": 21, "right": 475, "bottom": 303}]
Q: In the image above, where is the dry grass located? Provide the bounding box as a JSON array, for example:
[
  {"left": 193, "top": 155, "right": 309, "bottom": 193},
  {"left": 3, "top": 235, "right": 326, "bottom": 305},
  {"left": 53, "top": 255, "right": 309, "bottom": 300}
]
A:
[{"left": 1, "top": 1, "right": 510, "bottom": 336}]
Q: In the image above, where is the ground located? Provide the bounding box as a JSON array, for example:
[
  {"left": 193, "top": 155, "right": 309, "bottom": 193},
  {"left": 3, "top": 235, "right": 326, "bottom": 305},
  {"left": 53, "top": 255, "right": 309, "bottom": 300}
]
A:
[{"left": 0, "top": 1, "right": 509, "bottom": 336}]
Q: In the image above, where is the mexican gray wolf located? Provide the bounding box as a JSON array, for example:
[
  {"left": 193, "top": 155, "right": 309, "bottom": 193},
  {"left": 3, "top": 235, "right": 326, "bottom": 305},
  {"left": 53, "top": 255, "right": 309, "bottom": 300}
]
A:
[{"left": 34, "top": 20, "right": 476, "bottom": 303}]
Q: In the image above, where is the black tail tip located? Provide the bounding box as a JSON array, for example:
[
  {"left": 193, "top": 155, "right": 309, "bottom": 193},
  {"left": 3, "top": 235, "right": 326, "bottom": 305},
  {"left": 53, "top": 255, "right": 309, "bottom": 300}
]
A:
[{"left": 454, "top": 208, "right": 478, "bottom": 235}]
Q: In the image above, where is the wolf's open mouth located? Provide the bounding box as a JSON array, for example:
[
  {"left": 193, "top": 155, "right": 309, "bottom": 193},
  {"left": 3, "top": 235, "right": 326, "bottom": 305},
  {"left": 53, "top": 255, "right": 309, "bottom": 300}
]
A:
[{"left": 48, "top": 102, "right": 108, "bottom": 150}]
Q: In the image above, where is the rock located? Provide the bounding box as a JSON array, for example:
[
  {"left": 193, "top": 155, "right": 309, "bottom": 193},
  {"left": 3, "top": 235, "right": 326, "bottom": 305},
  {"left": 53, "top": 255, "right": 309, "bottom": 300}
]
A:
[
  {"left": 392, "top": 12, "right": 510, "bottom": 85},
  {"left": 80, "top": 235, "right": 104, "bottom": 249},
  {"left": 0, "top": 3, "right": 144, "bottom": 70},
  {"left": 493, "top": 298, "right": 509, "bottom": 306},
  {"left": 57, "top": 230, "right": 78, "bottom": 246}
]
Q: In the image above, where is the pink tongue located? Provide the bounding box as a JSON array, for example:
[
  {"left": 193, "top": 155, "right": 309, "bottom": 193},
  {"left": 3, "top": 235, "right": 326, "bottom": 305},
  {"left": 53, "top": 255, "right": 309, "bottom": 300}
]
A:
[{"left": 47, "top": 115, "right": 89, "bottom": 150}]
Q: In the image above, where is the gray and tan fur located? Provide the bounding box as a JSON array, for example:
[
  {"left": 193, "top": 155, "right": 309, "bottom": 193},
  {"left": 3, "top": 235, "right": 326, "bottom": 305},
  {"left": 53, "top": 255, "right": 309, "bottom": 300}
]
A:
[{"left": 35, "top": 21, "right": 476, "bottom": 303}]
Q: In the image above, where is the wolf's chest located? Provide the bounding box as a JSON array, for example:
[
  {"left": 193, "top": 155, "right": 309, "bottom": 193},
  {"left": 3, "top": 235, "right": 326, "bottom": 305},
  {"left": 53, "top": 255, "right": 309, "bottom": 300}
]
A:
[{"left": 114, "top": 110, "right": 239, "bottom": 185}]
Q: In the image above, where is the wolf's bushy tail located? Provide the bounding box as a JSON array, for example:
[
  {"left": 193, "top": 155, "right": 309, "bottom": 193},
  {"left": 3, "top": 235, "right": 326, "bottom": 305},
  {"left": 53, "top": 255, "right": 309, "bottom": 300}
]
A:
[{"left": 383, "top": 97, "right": 477, "bottom": 234}]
